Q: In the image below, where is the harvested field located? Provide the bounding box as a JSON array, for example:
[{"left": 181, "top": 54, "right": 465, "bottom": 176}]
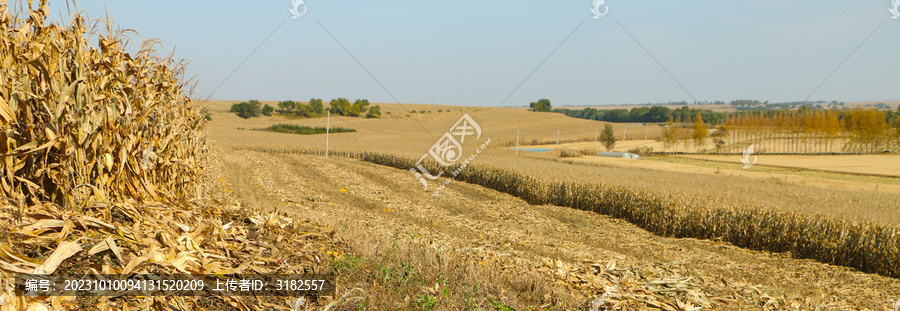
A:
[
  {"left": 677, "top": 154, "right": 900, "bottom": 178},
  {"left": 563, "top": 154, "right": 900, "bottom": 194},
  {"left": 6, "top": 0, "right": 900, "bottom": 309},
  {"left": 214, "top": 145, "right": 900, "bottom": 309},
  {"left": 202, "top": 101, "right": 900, "bottom": 307}
]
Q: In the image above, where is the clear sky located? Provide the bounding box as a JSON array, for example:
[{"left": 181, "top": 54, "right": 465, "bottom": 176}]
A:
[{"left": 46, "top": 0, "right": 900, "bottom": 106}]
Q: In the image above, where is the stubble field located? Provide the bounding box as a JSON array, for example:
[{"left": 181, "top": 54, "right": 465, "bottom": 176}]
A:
[{"left": 204, "top": 100, "right": 900, "bottom": 309}]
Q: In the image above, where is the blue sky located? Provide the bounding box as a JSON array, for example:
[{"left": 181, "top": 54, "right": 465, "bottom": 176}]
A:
[{"left": 48, "top": 1, "right": 900, "bottom": 106}]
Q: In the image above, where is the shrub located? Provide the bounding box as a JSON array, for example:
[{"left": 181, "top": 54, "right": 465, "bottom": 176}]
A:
[
  {"left": 261, "top": 104, "right": 274, "bottom": 116},
  {"left": 330, "top": 98, "right": 351, "bottom": 116},
  {"left": 230, "top": 100, "right": 262, "bottom": 119},
  {"left": 263, "top": 124, "right": 356, "bottom": 135},
  {"left": 579, "top": 149, "right": 598, "bottom": 156},
  {"left": 529, "top": 99, "right": 552, "bottom": 112},
  {"left": 558, "top": 149, "right": 581, "bottom": 158},
  {"left": 366, "top": 105, "right": 382, "bottom": 118},
  {"left": 627, "top": 146, "right": 653, "bottom": 156},
  {"left": 309, "top": 98, "right": 324, "bottom": 115},
  {"left": 350, "top": 99, "right": 369, "bottom": 117}
]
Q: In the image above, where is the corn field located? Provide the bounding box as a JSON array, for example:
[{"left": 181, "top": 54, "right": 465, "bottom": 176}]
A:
[
  {"left": 0, "top": 0, "right": 207, "bottom": 208},
  {"left": 249, "top": 146, "right": 900, "bottom": 279},
  {"left": 0, "top": 3, "right": 343, "bottom": 310}
]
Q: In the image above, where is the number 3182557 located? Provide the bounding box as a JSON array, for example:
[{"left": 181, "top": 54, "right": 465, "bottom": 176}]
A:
[{"left": 275, "top": 279, "right": 325, "bottom": 291}]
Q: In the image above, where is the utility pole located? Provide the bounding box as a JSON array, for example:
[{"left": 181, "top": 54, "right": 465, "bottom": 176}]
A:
[
  {"left": 622, "top": 124, "right": 627, "bottom": 141},
  {"left": 594, "top": 128, "right": 598, "bottom": 151},
  {"left": 644, "top": 124, "right": 648, "bottom": 141},
  {"left": 556, "top": 128, "right": 561, "bottom": 149},
  {"left": 325, "top": 110, "right": 330, "bottom": 159},
  {"left": 516, "top": 128, "right": 520, "bottom": 156}
]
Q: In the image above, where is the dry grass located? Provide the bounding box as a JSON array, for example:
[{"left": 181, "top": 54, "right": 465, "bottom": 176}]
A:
[
  {"left": 217, "top": 145, "right": 900, "bottom": 309},
  {"left": 203, "top": 100, "right": 666, "bottom": 153},
  {"left": 246, "top": 146, "right": 900, "bottom": 279},
  {"left": 204, "top": 99, "right": 900, "bottom": 278},
  {"left": 679, "top": 154, "right": 900, "bottom": 178},
  {"left": 557, "top": 149, "right": 582, "bottom": 158},
  {"left": 225, "top": 147, "right": 821, "bottom": 309}
]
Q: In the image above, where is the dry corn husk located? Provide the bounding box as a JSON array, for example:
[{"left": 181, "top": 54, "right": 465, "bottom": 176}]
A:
[
  {"left": 0, "top": 0, "right": 205, "bottom": 208},
  {"left": 0, "top": 1, "right": 344, "bottom": 309}
]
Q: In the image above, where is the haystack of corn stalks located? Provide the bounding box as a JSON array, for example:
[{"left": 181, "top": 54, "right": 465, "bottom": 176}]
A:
[{"left": 0, "top": 2, "right": 342, "bottom": 309}]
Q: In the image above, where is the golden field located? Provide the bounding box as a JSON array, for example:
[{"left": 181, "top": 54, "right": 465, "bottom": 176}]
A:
[
  {"left": 4, "top": 1, "right": 900, "bottom": 308},
  {"left": 203, "top": 99, "right": 900, "bottom": 309}
]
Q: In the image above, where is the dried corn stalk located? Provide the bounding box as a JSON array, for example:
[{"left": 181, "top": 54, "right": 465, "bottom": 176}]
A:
[{"left": 0, "top": 0, "right": 206, "bottom": 208}]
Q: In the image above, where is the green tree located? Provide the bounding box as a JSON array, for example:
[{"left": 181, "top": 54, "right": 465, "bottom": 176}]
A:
[
  {"left": 261, "top": 104, "right": 274, "bottom": 116},
  {"left": 349, "top": 99, "right": 370, "bottom": 117},
  {"left": 600, "top": 124, "right": 616, "bottom": 151},
  {"left": 646, "top": 106, "right": 672, "bottom": 122},
  {"left": 692, "top": 114, "right": 707, "bottom": 153},
  {"left": 329, "top": 98, "right": 351, "bottom": 116},
  {"left": 309, "top": 98, "right": 324, "bottom": 115},
  {"left": 277, "top": 100, "right": 296, "bottom": 114},
  {"left": 295, "top": 102, "right": 311, "bottom": 117},
  {"left": 529, "top": 98, "right": 552, "bottom": 112},
  {"left": 229, "top": 100, "right": 262, "bottom": 119},
  {"left": 366, "top": 105, "right": 382, "bottom": 118}
]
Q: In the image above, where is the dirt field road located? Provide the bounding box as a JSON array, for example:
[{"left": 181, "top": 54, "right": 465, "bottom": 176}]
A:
[{"left": 216, "top": 144, "right": 900, "bottom": 310}]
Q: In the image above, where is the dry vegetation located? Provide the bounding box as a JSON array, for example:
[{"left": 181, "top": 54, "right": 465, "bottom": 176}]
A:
[
  {"left": 246, "top": 146, "right": 900, "bottom": 279},
  {"left": 4, "top": 0, "right": 899, "bottom": 309},
  {"left": 0, "top": 2, "right": 343, "bottom": 310},
  {"left": 203, "top": 96, "right": 900, "bottom": 307},
  {"left": 712, "top": 109, "right": 900, "bottom": 154},
  {"left": 217, "top": 148, "right": 900, "bottom": 310},
  {"left": 219, "top": 146, "right": 900, "bottom": 309}
]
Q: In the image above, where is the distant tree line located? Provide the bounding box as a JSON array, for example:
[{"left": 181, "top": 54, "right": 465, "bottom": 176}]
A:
[
  {"left": 729, "top": 99, "right": 847, "bottom": 111},
  {"left": 554, "top": 105, "right": 726, "bottom": 124},
  {"left": 715, "top": 107, "right": 900, "bottom": 154},
  {"left": 230, "top": 98, "right": 382, "bottom": 119},
  {"left": 660, "top": 106, "right": 900, "bottom": 154},
  {"left": 555, "top": 101, "right": 899, "bottom": 127}
]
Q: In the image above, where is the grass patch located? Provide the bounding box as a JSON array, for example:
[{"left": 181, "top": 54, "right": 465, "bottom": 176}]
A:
[
  {"left": 262, "top": 123, "right": 356, "bottom": 135},
  {"left": 320, "top": 234, "right": 551, "bottom": 310}
]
